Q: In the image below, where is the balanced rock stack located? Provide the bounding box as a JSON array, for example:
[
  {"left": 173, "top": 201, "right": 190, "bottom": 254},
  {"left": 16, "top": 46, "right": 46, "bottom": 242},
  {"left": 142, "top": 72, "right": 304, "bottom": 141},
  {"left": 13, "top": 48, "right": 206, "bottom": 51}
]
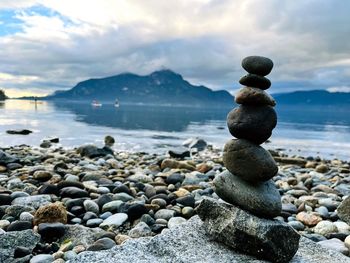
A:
[
  {"left": 197, "top": 56, "right": 300, "bottom": 263},
  {"left": 216, "top": 56, "right": 280, "bottom": 217}
]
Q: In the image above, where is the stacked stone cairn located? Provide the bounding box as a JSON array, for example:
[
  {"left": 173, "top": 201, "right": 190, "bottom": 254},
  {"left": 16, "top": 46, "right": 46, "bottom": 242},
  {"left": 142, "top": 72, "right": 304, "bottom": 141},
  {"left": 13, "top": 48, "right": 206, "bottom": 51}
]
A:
[{"left": 197, "top": 56, "right": 300, "bottom": 263}]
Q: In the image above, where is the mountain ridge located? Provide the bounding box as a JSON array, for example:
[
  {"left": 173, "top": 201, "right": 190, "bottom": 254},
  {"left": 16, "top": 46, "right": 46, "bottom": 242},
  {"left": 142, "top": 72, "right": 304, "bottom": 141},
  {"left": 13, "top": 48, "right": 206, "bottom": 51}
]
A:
[
  {"left": 274, "top": 89, "right": 350, "bottom": 105},
  {"left": 15, "top": 70, "right": 350, "bottom": 106},
  {"left": 47, "top": 69, "right": 234, "bottom": 107}
]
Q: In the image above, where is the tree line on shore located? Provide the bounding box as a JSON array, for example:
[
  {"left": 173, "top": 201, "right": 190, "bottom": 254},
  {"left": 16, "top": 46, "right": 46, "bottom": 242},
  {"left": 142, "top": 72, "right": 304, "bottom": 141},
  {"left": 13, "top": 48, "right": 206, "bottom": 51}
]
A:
[{"left": 0, "top": 89, "right": 7, "bottom": 100}]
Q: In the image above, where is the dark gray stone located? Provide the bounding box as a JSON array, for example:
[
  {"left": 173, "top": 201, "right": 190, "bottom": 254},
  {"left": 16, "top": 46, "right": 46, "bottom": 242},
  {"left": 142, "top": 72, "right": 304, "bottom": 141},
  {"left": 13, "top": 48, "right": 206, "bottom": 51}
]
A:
[
  {"left": 168, "top": 149, "right": 190, "bottom": 159},
  {"left": 68, "top": 216, "right": 350, "bottom": 263},
  {"left": 282, "top": 203, "right": 298, "bottom": 214},
  {"left": 77, "top": 145, "right": 113, "bottom": 158},
  {"left": 47, "top": 137, "right": 59, "bottom": 143},
  {"left": 337, "top": 196, "right": 350, "bottom": 224},
  {"left": 38, "top": 184, "right": 59, "bottom": 195},
  {"left": 86, "top": 218, "right": 103, "bottom": 227},
  {"left": 235, "top": 87, "right": 276, "bottom": 106},
  {"left": 104, "top": 135, "right": 115, "bottom": 147},
  {"left": 0, "top": 150, "right": 19, "bottom": 165},
  {"left": 213, "top": 170, "right": 281, "bottom": 218},
  {"left": 165, "top": 173, "right": 185, "bottom": 184},
  {"left": 38, "top": 222, "right": 65, "bottom": 241},
  {"left": 140, "top": 214, "right": 155, "bottom": 226},
  {"left": 6, "top": 129, "right": 32, "bottom": 135},
  {"left": 242, "top": 56, "right": 274, "bottom": 76},
  {"left": 57, "top": 180, "right": 85, "bottom": 190},
  {"left": 288, "top": 221, "right": 305, "bottom": 231},
  {"left": 40, "top": 141, "right": 52, "bottom": 148},
  {"left": 6, "top": 163, "right": 22, "bottom": 170},
  {"left": 197, "top": 198, "right": 300, "bottom": 263},
  {"left": 87, "top": 237, "right": 116, "bottom": 251},
  {"left": 227, "top": 105, "right": 277, "bottom": 145},
  {"left": 239, "top": 74, "right": 271, "bottom": 89},
  {"left": 7, "top": 221, "right": 32, "bottom": 231},
  {"left": 223, "top": 139, "right": 278, "bottom": 182},
  {"left": 13, "top": 246, "right": 31, "bottom": 258},
  {"left": 176, "top": 195, "right": 195, "bottom": 207},
  {"left": 60, "top": 187, "right": 89, "bottom": 198},
  {"left": 127, "top": 203, "right": 148, "bottom": 220},
  {"left": 183, "top": 138, "right": 207, "bottom": 151},
  {"left": 0, "top": 194, "right": 12, "bottom": 205}
]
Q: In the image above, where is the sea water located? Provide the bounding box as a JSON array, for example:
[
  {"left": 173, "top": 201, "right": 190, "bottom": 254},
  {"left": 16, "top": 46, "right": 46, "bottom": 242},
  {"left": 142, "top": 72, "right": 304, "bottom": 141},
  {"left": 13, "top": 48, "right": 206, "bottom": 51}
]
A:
[{"left": 0, "top": 100, "right": 349, "bottom": 161}]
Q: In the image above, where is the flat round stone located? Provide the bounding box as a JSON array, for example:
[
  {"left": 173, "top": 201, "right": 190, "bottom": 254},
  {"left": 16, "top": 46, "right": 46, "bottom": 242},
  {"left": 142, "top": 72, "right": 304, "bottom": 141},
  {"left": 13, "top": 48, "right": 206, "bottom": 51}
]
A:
[
  {"left": 213, "top": 170, "right": 282, "bottom": 218},
  {"left": 242, "top": 56, "right": 273, "bottom": 76},
  {"left": 235, "top": 87, "right": 276, "bottom": 106},
  {"left": 223, "top": 139, "right": 278, "bottom": 182},
  {"left": 239, "top": 74, "right": 271, "bottom": 90},
  {"left": 227, "top": 105, "right": 277, "bottom": 145}
]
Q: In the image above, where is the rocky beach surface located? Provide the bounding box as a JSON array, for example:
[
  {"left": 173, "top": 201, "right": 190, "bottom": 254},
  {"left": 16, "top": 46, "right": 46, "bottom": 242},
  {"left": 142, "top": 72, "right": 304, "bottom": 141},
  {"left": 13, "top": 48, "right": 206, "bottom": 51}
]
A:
[{"left": 1, "top": 138, "right": 350, "bottom": 262}]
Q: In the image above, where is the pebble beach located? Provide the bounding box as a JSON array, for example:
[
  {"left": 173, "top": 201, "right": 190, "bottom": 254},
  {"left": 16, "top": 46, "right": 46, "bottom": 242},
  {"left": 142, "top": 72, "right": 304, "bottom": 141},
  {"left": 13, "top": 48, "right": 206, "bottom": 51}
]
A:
[{"left": 1, "top": 139, "right": 350, "bottom": 262}]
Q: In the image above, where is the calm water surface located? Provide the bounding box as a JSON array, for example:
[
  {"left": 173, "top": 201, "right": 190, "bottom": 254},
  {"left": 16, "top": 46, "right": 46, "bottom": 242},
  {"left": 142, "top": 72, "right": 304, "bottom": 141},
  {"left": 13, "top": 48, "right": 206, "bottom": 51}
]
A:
[{"left": 0, "top": 100, "right": 349, "bottom": 160}]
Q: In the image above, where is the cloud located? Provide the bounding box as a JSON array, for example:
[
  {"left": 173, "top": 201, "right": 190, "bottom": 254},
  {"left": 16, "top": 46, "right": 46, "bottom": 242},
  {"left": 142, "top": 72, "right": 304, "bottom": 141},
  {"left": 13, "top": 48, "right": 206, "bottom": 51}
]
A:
[
  {"left": 0, "top": 0, "right": 38, "bottom": 10},
  {"left": 0, "top": 0, "right": 350, "bottom": 96},
  {"left": 327, "top": 86, "right": 350, "bottom": 93},
  {"left": 0, "top": 72, "right": 38, "bottom": 82}
]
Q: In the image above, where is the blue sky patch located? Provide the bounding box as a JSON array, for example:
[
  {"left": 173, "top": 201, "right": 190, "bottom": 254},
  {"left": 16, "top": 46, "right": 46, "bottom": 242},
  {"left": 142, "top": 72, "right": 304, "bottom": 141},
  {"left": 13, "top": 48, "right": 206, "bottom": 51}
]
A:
[
  {"left": 0, "top": 4, "right": 76, "bottom": 36},
  {"left": 0, "top": 9, "right": 23, "bottom": 36}
]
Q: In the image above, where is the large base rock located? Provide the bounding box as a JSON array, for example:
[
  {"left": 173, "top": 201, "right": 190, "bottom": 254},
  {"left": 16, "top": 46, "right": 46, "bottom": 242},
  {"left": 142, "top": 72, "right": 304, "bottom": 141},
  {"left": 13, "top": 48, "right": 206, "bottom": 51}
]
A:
[
  {"left": 0, "top": 229, "right": 40, "bottom": 263},
  {"left": 213, "top": 170, "right": 281, "bottom": 218},
  {"left": 197, "top": 198, "right": 300, "bottom": 263},
  {"left": 69, "top": 216, "right": 350, "bottom": 263}
]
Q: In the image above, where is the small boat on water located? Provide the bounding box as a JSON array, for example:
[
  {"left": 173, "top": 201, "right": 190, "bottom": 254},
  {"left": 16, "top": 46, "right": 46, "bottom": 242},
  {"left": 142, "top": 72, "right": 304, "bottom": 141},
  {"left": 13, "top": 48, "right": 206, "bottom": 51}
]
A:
[
  {"left": 114, "top": 99, "right": 119, "bottom": 107},
  {"left": 30, "top": 97, "right": 43, "bottom": 104},
  {"left": 91, "top": 100, "right": 102, "bottom": 107}
]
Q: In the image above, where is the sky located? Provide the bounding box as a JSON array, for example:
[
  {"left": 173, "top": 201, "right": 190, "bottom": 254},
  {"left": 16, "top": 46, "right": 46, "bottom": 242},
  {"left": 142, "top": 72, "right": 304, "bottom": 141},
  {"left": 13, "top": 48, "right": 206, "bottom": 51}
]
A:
[{"left": 0, "top": 0, "right": 349, "bottom": 97}]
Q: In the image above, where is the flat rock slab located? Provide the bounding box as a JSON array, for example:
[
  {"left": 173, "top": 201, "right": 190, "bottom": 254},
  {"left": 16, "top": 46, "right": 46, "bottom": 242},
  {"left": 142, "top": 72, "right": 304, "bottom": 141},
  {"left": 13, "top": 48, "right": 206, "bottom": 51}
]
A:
[
  {"left": 0, "top": 229, "right": 40, "bottom": 263},
  {"left": 69, "top": 216, "right": 350, "bottom": 263}
]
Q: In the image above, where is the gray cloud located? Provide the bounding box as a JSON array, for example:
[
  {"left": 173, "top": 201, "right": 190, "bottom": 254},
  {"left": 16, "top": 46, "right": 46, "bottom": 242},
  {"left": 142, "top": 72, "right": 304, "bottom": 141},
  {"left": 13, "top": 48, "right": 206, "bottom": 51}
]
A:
[{"left": 0, "top": 0, "right": 350, "bottom": 96}]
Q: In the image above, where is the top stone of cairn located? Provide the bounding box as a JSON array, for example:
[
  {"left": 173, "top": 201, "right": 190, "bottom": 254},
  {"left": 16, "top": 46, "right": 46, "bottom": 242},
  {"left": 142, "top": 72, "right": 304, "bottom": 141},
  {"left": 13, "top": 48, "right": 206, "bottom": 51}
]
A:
[{"left": 242, "top": 56, "right": 274, "bottom": 76}]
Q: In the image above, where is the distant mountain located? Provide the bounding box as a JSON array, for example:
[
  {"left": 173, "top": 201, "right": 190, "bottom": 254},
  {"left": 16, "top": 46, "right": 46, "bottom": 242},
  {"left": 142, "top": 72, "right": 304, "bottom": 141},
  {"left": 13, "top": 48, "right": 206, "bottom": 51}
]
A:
[
  {"left": 47, "top": 70, "right": 234, "bottom": 107},
  {"left": 40, "top": 72, "right": 350, "bottom": 106},
  {"left": 274, "top": 90, "right": 350, "bottom": 105}
]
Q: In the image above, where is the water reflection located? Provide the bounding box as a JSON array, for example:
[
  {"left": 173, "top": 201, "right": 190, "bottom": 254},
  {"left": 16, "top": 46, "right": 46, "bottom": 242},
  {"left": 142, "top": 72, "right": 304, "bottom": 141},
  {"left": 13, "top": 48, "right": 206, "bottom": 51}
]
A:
[
  {"left": 53, "top": 102, "right": 231, "bottom": 132},
  {"left": 1, "top": 99, "right": 51, "bottom": 111},
  {"left": 53, "top": 102, "right": 350, "bottom": 133},
  {"left": 0, "top": 100, "right": 349, "bottom": 160},
  {"left": 276, "top": 105, "right": 350, "bottom": 127}
]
